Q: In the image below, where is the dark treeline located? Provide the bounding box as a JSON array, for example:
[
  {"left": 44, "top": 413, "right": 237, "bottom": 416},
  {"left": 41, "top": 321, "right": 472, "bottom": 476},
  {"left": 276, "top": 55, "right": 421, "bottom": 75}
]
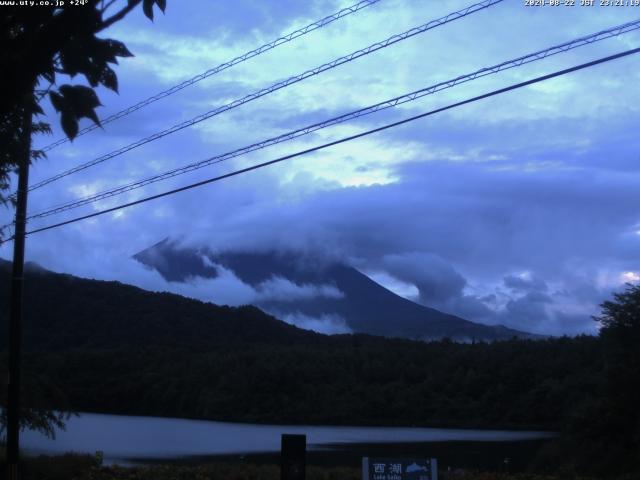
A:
[
  {"left": 1, "top": 262, "right": 638, "bottom": 476},
  {"left": 14, "top": 337, "right": 602, "bottom": 430}
]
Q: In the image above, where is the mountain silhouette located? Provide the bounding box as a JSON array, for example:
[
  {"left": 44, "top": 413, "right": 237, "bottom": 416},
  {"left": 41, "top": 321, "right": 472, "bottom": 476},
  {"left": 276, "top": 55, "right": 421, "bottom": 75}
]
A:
[{"left": 134, "top": 238, "right": 536, "bottom": 341}]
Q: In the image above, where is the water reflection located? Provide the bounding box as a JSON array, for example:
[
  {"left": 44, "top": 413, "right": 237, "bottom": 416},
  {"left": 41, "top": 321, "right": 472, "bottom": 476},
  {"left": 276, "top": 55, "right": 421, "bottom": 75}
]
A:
[{"left": 22, "top": 413, "right": 555, "bottom": 463}]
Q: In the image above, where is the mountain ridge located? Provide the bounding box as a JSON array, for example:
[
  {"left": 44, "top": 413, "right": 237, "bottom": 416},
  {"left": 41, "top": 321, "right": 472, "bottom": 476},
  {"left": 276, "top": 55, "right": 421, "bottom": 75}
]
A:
[
  {"left": 0, "top": 257, "right": 327, "bottom": 351},
  {"left": 134, "top": 238, "right": 538, "bottom": 341}
]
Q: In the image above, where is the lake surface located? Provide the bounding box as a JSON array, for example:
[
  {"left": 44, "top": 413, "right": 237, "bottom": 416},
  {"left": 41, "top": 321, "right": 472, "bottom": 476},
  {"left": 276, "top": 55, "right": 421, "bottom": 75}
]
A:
[{"left": 22, "top": 413, "right": 555, "bottom": 465}]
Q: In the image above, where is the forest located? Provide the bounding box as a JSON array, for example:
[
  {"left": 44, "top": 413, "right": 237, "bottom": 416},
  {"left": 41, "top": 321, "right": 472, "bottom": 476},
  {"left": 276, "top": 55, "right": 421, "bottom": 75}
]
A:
[
  {"left": 1, "top": 262, "right": 639, "bottom": 477},
  {"left": 12, "top": 338, "right": 601, "bottom": 430}
]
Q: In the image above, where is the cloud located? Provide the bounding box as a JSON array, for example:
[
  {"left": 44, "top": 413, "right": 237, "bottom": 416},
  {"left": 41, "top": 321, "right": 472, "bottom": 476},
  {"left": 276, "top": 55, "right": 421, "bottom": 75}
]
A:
[
  {"left": 273, "top": 311, "right": 352, "bottom": 335},
  {"left": 380, "top": 252, "right": 466, "bottom": 304},
  {"left": 8, "top": 147, "right": 638, "bottom": 336},
  {"left": 2, "top": 0, "right": 639, "bottom": 338},
  {"left": 255, "top": 276, "right": 344, "bottom": 302},
  {"left": 504, "top": 291, "right": 553, "bottom": 327},
  {"left": 168, "top": 265, "right": 257, "bottom": 306},
  {"left": 503, "top": 273, "right": 549, "bottom": 293}
]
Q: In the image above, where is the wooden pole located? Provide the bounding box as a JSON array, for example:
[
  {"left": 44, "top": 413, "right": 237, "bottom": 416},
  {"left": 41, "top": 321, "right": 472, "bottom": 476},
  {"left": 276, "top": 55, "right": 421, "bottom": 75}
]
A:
[
  {"left": 281, "top": 434, "right": 306, "bottom": 480},
  {"left": 6, "top": 89, "right": 33, "bottom": 480}
]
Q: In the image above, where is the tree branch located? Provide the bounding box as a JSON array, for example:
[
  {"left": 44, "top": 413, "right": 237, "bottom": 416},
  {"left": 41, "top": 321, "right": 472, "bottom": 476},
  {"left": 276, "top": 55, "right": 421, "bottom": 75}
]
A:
[
  {"left": 100, "top": 0, "right": 119, "bottom": 15},
  {"left": 35, "top": 81, "right": 55, "bottom": 102},
  {"left": 98, "top": 0, "right": 142, "bottom": 32}
]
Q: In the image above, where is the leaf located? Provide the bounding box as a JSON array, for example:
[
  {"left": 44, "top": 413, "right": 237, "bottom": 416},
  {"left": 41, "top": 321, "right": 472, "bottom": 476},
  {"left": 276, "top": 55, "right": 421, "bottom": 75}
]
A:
[
  {"left": 84, "top": 64, "right": 103, "bottom": 87},
  {"left": 143, "top": 0, "right": 154, "bottom": 20},
  {"left": 49, "top": 91, "right": 66, "bottom": 112},
  {"left": 60, "top": 36, "right": 126, "bottom": 87},
  {"left": 102, "top": 39, "right": 134, "bottom": 62},
  {"left": 41, "top": 67, "right": 55, "bottom": 84},
  {"left": 32, "top": 121, "right": 52, "bottom": 135},
  {"left": 31, "top": 100, "right": 45, "bottom": 116},
  {"left": 94, "top": 38, "right": 118, "bottom": 64},
  {"left": 84, "top": 107, "right": 101, "bottom": 126},
  {"left": 156, "top": 0, "right": 166, "bottom": 12},
  {"left": 59, "top": 85, "right": 102, "bottom": 111},
  {"left": 107, "top": 40, "right": 133, "bottom": 57},
  {"left": 59, "top": 39, "right": 85, "bottom": 77},
  {"left": 100, "top": 66, "right": 118, "bottom": 93},
  {"left": 31, "top": 150, "right": 47, "bottom": 161},
  {"left": 60, "top": 112, "right": 78, "bottom": 140},
  {"left": 57, "top": 85, "right": 103, "bottom": 131}
]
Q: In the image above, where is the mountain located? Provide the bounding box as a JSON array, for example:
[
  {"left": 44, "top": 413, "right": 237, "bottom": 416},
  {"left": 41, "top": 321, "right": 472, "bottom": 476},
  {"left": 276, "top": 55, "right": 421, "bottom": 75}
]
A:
[
  {"left": 134, "top": 238, "right": 536, "bottom": 341},
  {"left": 0, "top": 258, "right": 322, "bottom": 351},
  {"left": 0, "top": 257, "right": 603, "bottom": 433}
]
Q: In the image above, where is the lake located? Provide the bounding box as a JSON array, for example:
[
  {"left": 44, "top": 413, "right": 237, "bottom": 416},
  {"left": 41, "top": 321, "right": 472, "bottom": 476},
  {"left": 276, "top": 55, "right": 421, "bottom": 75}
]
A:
[{"left": 22, "top": 412, "right": 555, "bottom": 469}]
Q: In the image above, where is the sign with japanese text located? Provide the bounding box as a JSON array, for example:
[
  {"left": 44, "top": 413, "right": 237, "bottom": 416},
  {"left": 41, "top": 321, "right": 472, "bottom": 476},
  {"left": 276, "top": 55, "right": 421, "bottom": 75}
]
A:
[{"left": 362, "top": 458, "right": 437, "bottom": 480}]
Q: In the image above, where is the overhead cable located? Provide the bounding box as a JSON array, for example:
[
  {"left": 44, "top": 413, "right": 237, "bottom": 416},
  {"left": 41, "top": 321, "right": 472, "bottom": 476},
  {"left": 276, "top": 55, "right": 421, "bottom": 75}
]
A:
[
  {"left": 2, "top": 46, "right": 635, "bottom": 245},
  {"left": 39, "top": 0, "right": 383, "bottom": 152},
  {"left": 25, "top": 18, "right": 640, "bottom": 221},
  {"left": 26, "top": 0, "right": 504, "bottom": 193}
]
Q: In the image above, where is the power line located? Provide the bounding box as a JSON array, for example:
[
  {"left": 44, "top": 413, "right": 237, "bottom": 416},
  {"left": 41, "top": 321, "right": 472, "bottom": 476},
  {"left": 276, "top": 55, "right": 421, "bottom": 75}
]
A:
[
  {"left": 26, "top": 0, "right": 504, "bottom": 193},
  {"left": 2, "top": 46, "right": 636, "bottom": 246},
  {"left": 24, "top": 18, "right": 640, "bottom": 221},
  {"left": 39, "top": 0, "right": 383, "bottom": 153}
]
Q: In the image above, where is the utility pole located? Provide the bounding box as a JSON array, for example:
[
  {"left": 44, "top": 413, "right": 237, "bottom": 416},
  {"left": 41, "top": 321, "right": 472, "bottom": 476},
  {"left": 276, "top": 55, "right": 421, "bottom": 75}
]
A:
[{"left": 6, "top": 87, "right": 34, "bottom": 480}]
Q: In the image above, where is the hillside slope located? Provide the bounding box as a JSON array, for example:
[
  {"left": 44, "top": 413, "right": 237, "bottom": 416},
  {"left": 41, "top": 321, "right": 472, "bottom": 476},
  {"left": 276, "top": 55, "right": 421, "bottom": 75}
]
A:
[{"left": 0, "top": 258, "right": 321, "bottom": 351}]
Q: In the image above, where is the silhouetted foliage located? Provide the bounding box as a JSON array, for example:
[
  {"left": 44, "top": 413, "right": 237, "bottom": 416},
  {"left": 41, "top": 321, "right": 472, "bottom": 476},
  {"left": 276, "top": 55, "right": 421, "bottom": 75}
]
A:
[
  {"left": 597, "top": 283, "right": 640, "bottom": 335},
  {"left": 532, "top": 283, "right": 640, "bottom": 477},
  {"left": 11, "top": 338, "right": 602, "bottom": 431},
  {"left": 0, "top": 0, "right": 166, "bottom": 211},
  {"left": 589, "top": 283, "right": 640, "bottom": 474},
  {"left": 0, "top": 0, "right": 167, "bottom": 437},
  {"left": 0, "top": 359, "right": 71, "bottom": 439}
]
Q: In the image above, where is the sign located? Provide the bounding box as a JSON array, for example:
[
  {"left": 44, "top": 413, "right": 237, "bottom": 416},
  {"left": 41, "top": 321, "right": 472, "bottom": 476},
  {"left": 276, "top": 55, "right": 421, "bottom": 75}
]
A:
[{"left": 362, "top": 458, "right": 437, "bottom": 480}]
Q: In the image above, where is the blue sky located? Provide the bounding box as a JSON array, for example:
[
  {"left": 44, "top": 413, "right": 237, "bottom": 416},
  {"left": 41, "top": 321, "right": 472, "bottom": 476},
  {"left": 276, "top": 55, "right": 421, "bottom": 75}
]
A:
[{"left": 2, "top": 0, "right": 640, "bottom": 335}]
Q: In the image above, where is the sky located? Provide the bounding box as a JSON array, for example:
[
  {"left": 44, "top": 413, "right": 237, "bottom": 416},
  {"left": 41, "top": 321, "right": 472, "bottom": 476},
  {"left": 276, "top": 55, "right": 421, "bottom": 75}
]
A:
[{"left": 2, "top": 0, "right": 640, "bottom": 336}]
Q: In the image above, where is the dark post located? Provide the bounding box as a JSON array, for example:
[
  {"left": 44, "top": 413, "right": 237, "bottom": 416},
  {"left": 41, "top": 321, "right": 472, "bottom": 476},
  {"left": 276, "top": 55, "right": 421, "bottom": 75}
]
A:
[
  {"left": 6, "top": 91, "right": 34, "bottom": 480},
  {"left": 280, "top": 434, "right": 306, "bottom": 480}
]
